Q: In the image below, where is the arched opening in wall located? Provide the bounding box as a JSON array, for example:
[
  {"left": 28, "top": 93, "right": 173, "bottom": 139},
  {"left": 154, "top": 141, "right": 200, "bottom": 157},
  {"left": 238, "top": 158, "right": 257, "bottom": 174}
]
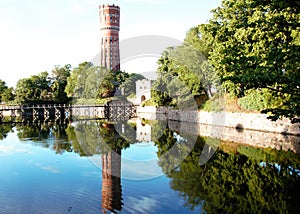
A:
[{"left": 141, "top": 95, "right": 146, "bottom": 103}]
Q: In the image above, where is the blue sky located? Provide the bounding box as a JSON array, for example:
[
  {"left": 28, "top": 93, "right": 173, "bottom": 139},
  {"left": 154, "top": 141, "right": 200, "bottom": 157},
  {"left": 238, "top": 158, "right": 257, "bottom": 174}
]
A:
[{"left": 0, "top": 0, "right": 221, "bottom": 87}]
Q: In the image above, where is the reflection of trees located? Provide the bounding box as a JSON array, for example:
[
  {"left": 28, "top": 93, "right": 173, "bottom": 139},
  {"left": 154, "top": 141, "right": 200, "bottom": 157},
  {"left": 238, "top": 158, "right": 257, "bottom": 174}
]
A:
[
  {"left": 0, "top": 124, "right": 14, "bottom": 140},
  {"left": 154, "top": 125, "right": 202, "bottom": 174},
  {"left": 14, "top": 121, "right": 132, "bottom": 156},
  {"left": 69, "top": 121, "right": 131, "bottom": 156},
  {"left": 155, "top": 129, "right": 300, "bottom": 213},
  {"left": 16, "top": 123, "right": 72, "bottom": 154},
  {"left": 98, "top": 123, "right": 131, "bottom": 153},
  {"left": 17, "top": 124, "right": 49, "bottom": 143}
]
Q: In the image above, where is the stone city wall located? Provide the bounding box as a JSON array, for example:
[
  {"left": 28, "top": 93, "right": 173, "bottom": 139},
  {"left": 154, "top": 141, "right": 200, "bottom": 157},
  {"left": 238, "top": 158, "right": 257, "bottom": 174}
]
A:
[
  {"left": 167, "top": 121, "right": 300, "bottom": 153},
  {"left": 137, "top": 106, "right": 300, "bottom": 135}
]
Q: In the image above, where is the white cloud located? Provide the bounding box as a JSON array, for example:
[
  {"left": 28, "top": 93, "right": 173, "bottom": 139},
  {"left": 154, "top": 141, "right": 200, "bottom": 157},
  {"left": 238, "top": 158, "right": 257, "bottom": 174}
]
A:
[
  {"left": 0, "top": 144, "right": 29, "bottom": 155},
  {"left": 41, "top": 166, "right": 60, "bottom": 174},
  {"left": 121, "top": 158, "right": 163, "bottom": 180},
  {"left": 126, "top": 196, "right": 158, "bottom": 214}
]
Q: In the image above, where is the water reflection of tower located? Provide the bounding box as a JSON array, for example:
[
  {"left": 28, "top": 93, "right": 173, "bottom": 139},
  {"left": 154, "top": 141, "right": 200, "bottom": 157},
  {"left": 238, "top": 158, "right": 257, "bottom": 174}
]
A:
[{"left": 101, "top": 148, "right": 123, "bottom": 213}]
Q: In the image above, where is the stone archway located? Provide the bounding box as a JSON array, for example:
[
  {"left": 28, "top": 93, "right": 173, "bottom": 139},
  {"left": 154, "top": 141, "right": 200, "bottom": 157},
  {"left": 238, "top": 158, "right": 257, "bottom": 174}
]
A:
[{"left": 141, "top": 95, "right": 146, "bottom": 103}]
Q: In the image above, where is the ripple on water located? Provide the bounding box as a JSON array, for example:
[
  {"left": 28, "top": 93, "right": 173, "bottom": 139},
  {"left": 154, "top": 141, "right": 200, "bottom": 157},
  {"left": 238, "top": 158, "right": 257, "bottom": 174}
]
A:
[
  {"left": 0, "top": 187, "right": 100, "bottom": 213},
  {"left": 46, "top": 186, "right": 100, "bottom": 213}
]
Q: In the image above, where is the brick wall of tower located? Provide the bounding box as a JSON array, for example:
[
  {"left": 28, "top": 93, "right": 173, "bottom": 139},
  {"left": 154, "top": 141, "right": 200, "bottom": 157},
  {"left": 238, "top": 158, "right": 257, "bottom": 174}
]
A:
[{"left": 99, "top": 4, "right": 120, "bottom": 71}]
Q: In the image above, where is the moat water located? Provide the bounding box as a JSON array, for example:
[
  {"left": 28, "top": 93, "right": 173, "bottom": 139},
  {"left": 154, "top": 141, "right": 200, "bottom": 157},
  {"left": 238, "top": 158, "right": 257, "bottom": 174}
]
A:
[{"left": 0, "top": 119, "right": 299, "bottom": 213}]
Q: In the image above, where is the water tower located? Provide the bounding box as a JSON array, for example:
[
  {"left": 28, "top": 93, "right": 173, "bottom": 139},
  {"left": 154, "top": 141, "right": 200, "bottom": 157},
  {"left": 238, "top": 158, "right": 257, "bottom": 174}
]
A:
[{"left": 99, "top": 4, "right": 120, "bottom": 71}]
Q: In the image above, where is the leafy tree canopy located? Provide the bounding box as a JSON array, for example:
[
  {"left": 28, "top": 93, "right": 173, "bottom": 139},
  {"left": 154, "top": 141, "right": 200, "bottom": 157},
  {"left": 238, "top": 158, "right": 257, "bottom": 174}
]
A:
[
  {"left": 152, "top": 44, "right": 219, "bottom": 108},
  {"left": 0, "top": 79, "right": 13, "bottom": 103},
  {"left": 15, "top": 71, "right": 51, "bottom": 104},
  {"left": 203, "top": 0, "right": 300, "bottom": 122}
]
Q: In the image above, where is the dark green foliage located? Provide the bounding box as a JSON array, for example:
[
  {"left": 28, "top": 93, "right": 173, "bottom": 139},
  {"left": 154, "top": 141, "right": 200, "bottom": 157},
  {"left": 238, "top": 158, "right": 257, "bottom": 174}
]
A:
[
  {"left": 15, "top": 71, "right": 51, "bottom": 104},
  {"left": 1, "top": 87, "right": 15, "bottom": 102},
  {"left": 204, "top": 0, "right": 300, "bottom": 122},
  {"left": 152, "top": 47, "right": 209, "bottom": 108},
  {"left": 97, "top": 69, "right": 117, "bottom": 98},
  {"left": 0, "top": 80, "right": 8, "bottom": 103},
  {"left": 0, "top": 79, "right": 14, "bottom": 103},
  {"left": 14, "top": 65, "right": 71, "bottom": 104},
  {"left": 65, "top": 62, "right": 102, "bottom": 99},
  {"left": 152, "top": 25, "right": 221, "bottom": 107},
  {"left": 65, "top": 62, "right": 144, "bottom": 100},
  {"left": 51, "top": 64, "right": 71, "bottom": 103}
]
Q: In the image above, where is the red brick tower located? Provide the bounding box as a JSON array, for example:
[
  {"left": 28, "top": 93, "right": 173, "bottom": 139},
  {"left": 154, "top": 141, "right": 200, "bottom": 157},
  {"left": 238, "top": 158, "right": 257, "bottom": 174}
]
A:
[{"left": 99, "top": 4, "right": 120, "bottom": 71}]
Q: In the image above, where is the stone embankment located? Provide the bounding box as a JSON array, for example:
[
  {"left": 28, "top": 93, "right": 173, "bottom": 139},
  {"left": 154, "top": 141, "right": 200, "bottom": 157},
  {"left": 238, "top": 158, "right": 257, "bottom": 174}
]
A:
[
  {"left": 137, "top": 106, "right": 300, "bottom": 135},
  {"left": 137, "top": 106, "right": 300, "bottom": 153}
]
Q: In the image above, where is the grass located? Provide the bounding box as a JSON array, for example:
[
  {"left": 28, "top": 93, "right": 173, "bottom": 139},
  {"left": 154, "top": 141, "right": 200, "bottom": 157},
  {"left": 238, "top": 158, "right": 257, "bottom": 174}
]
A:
[
  {"left": 71, "top": 98, "right": 113, "bottom": 105},
  {"left": 200, "top": 94, "right": 250, "bottom": 113}
]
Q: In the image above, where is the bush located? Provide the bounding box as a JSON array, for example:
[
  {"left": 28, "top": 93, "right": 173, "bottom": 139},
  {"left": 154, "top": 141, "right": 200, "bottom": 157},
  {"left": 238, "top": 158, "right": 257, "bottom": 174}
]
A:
[
  {"left": 238, "top": 89, "right": 281, "bottom": 111},
  {"left": 201, "top": 94, "right": 225, "bottom": 112}
]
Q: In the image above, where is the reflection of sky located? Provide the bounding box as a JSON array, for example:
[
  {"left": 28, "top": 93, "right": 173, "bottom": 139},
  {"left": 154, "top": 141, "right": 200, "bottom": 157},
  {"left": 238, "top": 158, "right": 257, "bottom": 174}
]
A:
[
  {"left": 123, "top": 142, "right": 158, "bottom": 161},
  {"left": 0, "top": 129, "right": 202, "bottom": 213},
  {"left": 121, "top": 142, "right": 164, "bottom": 180},
  {"left": 260, "top": 162, "right": 300, "bottom": 176},
  {"left": 0, "top": 131, "right": 101, "bottom": 213},
  {"left": 122, "top": 176, "right": 196, "bottom": 214}
]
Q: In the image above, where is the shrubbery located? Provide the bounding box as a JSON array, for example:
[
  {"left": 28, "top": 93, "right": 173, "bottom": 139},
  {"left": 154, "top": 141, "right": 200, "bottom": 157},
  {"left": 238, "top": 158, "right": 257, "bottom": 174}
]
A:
[{"left": 238, "top": 89, "right": 282, "bottom": 112}]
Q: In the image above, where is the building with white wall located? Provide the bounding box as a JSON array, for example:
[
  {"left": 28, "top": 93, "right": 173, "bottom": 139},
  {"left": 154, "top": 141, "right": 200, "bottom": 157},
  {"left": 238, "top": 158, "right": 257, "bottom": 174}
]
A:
[{"left": 135, "top": 79, "right": 152, "bottom": 105}]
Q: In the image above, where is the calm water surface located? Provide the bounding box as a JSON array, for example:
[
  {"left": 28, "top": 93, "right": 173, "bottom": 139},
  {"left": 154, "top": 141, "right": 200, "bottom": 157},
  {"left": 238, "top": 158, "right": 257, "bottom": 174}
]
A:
[{"left": 0, "top": 121, "right": 299, "bottom": 214}]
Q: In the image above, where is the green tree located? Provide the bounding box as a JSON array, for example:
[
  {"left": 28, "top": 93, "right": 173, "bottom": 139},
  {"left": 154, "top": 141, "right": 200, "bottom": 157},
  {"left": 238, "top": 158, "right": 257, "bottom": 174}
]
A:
[
  {"left": 0, "top": 80, "right": 8, "bottom": 103},
  {"left": 51, "top": 64, "right": 71, "bottom": 103},
  {"left": 65, "top": 62, "right": 94, "bottom": 99},
  {"left": 119, "top": 73, "right": 145, "bottom": 96},
  {"left": 65, "top": 62, "right": 119, "bottom": 100},
  {"left": 1, "top": 87, "right": 15, "bottom": 102},
  {"left": 204, "top": 0, "right": 300, "bottom": 122},
  {"left": 114, "top": 70, "right": 129, "bottom": 84},
  {"left": 184, "top": 25, "right": 214, "bottom": 59},
  {"left": 65, "top": 61, "right": 141, "bottom": 100},
  {"left": 152, "top": 46, "right": 213, "bottom": 107},
  {"left": 15, "top": 71, "right": 51, "bottom": 104},
  {"left": 98, "top": 69, "right": 116, "bottom": 98}
]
